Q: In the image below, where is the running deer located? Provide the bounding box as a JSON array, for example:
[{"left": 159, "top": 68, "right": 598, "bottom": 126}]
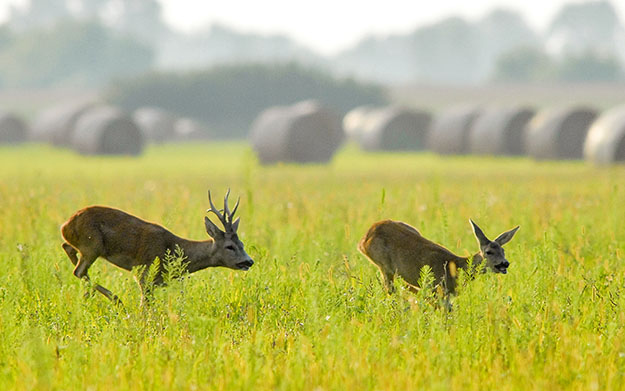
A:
[
  {"left": 61, "top": 190, "right": 254, "bottom": 304},
  {"left": 358, "top": 219, "right": 519, "bottom": 294}
]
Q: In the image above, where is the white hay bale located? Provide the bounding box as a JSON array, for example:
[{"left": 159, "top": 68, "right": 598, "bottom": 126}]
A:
[
  {"left": 427, "top": 105, "right": 481, "bottom": 155},
  {"left": 250, "top": 100, "right": 344, "bottom": 164},
  {"left": 30, "top": 101, "right": 96, "bottom": 145},
  {"left": 342, "top": 105, "right": 377, "bottom": 143},
  {"left": 469, "top": 106, "right": 535, "bottom": 156},
  {"left": 174, "top": 117, "right": 211, "bottom": 141},
  {"left": 133, "top": 107, "right": 177, "bottom": 143},
  {"left": 584, "top": 104, "right": 625, "bottom": 165},
  {"left": 71, "top": 106, "right": 144, "bottom": 156},
  {"left": 358, "top": 106, "right": 432, "bottom": 151},
  {"left": 525, "top": 106, "right": 597, "bottom": 160}
]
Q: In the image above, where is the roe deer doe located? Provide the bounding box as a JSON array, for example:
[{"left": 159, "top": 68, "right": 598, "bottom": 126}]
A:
[
  {"left": 61, "top": 190, "right": 254, "bottom": 304},
  {"left": 358, "top": 219, "right": 519, "bottom": 294}
]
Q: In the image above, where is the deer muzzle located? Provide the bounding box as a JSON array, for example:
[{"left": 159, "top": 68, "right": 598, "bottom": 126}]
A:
[{"left": 236, "top": 259, "right": 254, "bottom": 271}]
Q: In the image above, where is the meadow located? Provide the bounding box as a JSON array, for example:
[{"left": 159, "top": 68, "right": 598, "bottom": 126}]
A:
[{"left": 0, "top": 142, "right": 624, "bottom": 390}]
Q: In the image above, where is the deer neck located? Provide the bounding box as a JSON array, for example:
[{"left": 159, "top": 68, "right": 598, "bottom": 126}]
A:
[
  {"left": 456, "top": 252, "right": 483, "bottom": 271},
  {"left": 176, "top": 238, "right": 220, "bottom": 274}
]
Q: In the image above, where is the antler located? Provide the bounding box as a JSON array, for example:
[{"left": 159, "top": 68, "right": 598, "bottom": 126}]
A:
[
  {"left": 223, "top": 188, "right": 240, "bottom": 224},
  {"left": 207, "top": 189, "right": 240, "bottom": 232},
  {"left": 207, "top": 190, "right": 227, "bottom": 228}
]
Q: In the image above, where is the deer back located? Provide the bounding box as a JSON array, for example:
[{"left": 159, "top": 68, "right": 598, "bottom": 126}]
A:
[
  {"left": 358, "top": 219, "right": 467, "bottom": 287},
  {"left": 61, "top": 206, "right": 184, "bottom": 270}
]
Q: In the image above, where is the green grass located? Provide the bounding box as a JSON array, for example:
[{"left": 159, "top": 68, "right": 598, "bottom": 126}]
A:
[{"left": 0, "top": 143, "right": 624, "bottom": 390}]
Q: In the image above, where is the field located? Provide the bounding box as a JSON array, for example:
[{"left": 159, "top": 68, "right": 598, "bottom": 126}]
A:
[{"left": 1, "top": 142, "right": 624, "bottom": 390}]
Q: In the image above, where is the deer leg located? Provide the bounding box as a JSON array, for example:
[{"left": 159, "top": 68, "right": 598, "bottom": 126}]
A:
[
  {"left": 379, "top": 267, "right": 396, "bottom": 294},
  {"left": 134, "top": 270, "right": 162, "bottom": 308},
  {"left": 61, "top": 243, "right": 123, "bottom": 306}
]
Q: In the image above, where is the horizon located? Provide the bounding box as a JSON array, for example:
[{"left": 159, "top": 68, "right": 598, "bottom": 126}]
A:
[{"left": 1, "top": 0, "right": 624, "bottom": 55}]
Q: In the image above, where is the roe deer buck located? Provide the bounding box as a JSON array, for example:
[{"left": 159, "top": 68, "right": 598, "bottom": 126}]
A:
[
  {"left": 60, "top": 190, "right": 254, "bottom": 304},
  {"left": 358, "top": 219, "right": 519, "bottom": 294}
]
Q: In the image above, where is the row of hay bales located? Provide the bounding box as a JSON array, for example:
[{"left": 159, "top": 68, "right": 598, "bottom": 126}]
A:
[
  {"left": 31, "top": 102, "right": 145, "bottom": 155},
  {"left": 27, "top": 103, "right": 210, "bottom": 155},
  {"left": 249, "top": 100, "right": 625, "bottom": 165},
  {"left": 343, "top": 103, "right": 625, "bottom": 165}
]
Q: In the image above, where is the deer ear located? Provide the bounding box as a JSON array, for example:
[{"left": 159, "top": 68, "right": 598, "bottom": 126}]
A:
[
  {"left": 494, "top": 226, "right": 519, "bottom": 246},
  {"left": 204, "top": 216, "right": 224, "bottom": 239},
  {"left": 232, "top": 217, "right": 240, "bottom": 233},
  {"left": 470, "top": 219, "right": 490, "bottom": 246}
]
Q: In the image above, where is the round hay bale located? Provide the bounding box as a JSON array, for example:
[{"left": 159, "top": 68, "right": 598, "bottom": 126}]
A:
[
  {"left": 71, "top": 106, "right": 144, "bottom": 156},
  {"left": 174, "top": 117, "right": 211, "bottom": 141},
  {"left": 525, "top": 106, "right": 598, "bottom": 160},
  {"left": 358, "top": 106, "right": 432, "bottom": 151},
  {"left": 30, "top": 101, "right": 96, "bottom": 145},
  {"left": 0, "top": 111, "right": 28, "bottom": 144},
  {"left": 427, "top": 105, "right": 481, "bottom": 155},
  {"left": 342, "top": 105, "right": 376, "bottom": 143},
  {"left": 469, "top": 106, "right": 535, "bottom": 156},
  {"left": 250, "top": 100, "right": 344, "bottom": 164},
  {"left": 133, "top": 107, "right": 177, "bottom": 143},
  {"left": 584, "top": 104, "right": 625, "bottom": 165}
]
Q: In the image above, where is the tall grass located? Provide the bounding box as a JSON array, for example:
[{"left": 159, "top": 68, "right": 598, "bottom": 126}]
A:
[{"left": 0, "top": 143, "right": 623, "bottom": 390}]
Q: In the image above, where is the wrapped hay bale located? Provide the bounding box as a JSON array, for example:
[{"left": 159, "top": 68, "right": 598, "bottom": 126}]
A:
[
  {"left": 525, "top": 106, "right": 598, "bottom": 160},
  {"left": 30, "top": 101, "right": 96, "bottom": 145},
  {"left": 342, "top": 105, "right": 376, "bottom": 143},
  {"left": 250, "top": 100, "right": 344, "bottom": 164},
  {"left": 71, "top": 106, "right": 144, "bottom": 156},
  {"left": 358, "top": 106, "right": 432, "bottom": 151},
  {"left": 584, "top": 104, "right": 625, "bottom": 165},
  {"left": 174, "top": 117, "right": 211, "bottom": 141},
  {"left": 469, "top": 106, "right": 535, "bottom": 156},
  {"left": 133, "top": 107, "right": 177, "bottom": 143},
  {"left": 427, "top": 105, "right": 481, "bottom": 155},
  {"left": 0, "top": 111, "right": 28, "bottom": 144}
]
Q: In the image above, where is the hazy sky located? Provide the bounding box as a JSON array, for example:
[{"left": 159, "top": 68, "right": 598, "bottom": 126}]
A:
[{"left": 1, "top": 0, "right": 624, "bottom": 54}]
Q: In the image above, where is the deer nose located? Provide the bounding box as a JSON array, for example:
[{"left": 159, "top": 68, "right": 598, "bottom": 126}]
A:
[{"left": 502, "top": 260, "right": 510, "bottom": 268}]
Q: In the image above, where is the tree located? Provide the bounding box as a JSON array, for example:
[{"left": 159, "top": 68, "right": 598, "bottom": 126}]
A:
[
  {"left": 102, "top": 0, "right": 170, "bottom": 45},
  {"left": 547, "top": 1, "right": 623, "bottom": 56},
  {"left": 557, "top": 51, "right": 623, "bottom": 81},
  {"left": 7, "top": 0, "right": 73, "bottom": 32},
  {"left": 107, "top": 63, "right": 387, "bottom": 138},
  {"left": 492, "top": 46, "right": 554, "bottom": 82},
  {"left": 0, "top": 21, "right": 154, "bottom": 88},
  {"left": 411, "top": 17, "right": 483, "bottom": 84},
  {"left": 477, "top": 9, "right": 539, "bottom": 77}
]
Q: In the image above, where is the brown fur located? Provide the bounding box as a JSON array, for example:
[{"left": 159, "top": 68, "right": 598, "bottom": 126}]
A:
[
  {"left": 61, "top": 202, "right": 253, "bottom": 304},
  {"left": 358, "top": 220, "right": 478, "bottom": 294}
]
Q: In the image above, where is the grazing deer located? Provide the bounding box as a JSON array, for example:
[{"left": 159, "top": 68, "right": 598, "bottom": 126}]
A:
[
  {"left": 60, "top": 190, "right": 254, "bottom": 304},
  {"left": 358, "top": 219, "right": 519, "bottom": 294}
]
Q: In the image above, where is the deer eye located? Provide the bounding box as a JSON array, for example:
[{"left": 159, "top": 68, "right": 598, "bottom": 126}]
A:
[
  {"left": 485, "top": 250, "right": 493, "bottom": 255},
  {"left": 225, "top": 245, "right": 236, "bottom": 252}
]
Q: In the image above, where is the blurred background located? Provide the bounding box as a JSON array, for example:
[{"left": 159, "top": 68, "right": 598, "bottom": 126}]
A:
[{"left": 1, "top": 0, "right": 625, "bottom": 163}]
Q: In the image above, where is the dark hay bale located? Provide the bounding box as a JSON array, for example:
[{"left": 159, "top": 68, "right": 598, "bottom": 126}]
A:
[
  {"left": 31, "top": 101, "right": 96, "bottom": 145},
  {"left": 358, "top": 106, "right": 432, "bottom": 151},
  {"left": 250, "top": 101, "right": 344, "bottom": 164},
  {"left": 174, "top": 118, "right": 211, "bottom": 141},
  {"left": 584, "top": 104, "right": 625, "bottom": 165},
  {"left": 0, "top": 112, "right": 28, "bottom": 144},
  {"left": 133, "top": 107, "right": 177, "bottom": 143},
  {"left": 427, "top": 105, "right": 481, "bottom": 155},
  {"left": 71, "top": 106, "right": 144, "bottom": 156},
  {"left": 343, "top": 105, "right": 376, "bottom": 143},
  {"left": 525, "top": 106, "right": 598, "bottom": 160},
  {"left": 469, "top": 106, "right": 535, "bottom": 156}
]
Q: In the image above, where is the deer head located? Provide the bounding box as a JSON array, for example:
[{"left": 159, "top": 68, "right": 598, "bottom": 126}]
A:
[
  {"left": 205, "top": 189, "right": 254, "bottom": 271},
  {"left": 470, "top": 219, "right": 519, "bottom": 274}
]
